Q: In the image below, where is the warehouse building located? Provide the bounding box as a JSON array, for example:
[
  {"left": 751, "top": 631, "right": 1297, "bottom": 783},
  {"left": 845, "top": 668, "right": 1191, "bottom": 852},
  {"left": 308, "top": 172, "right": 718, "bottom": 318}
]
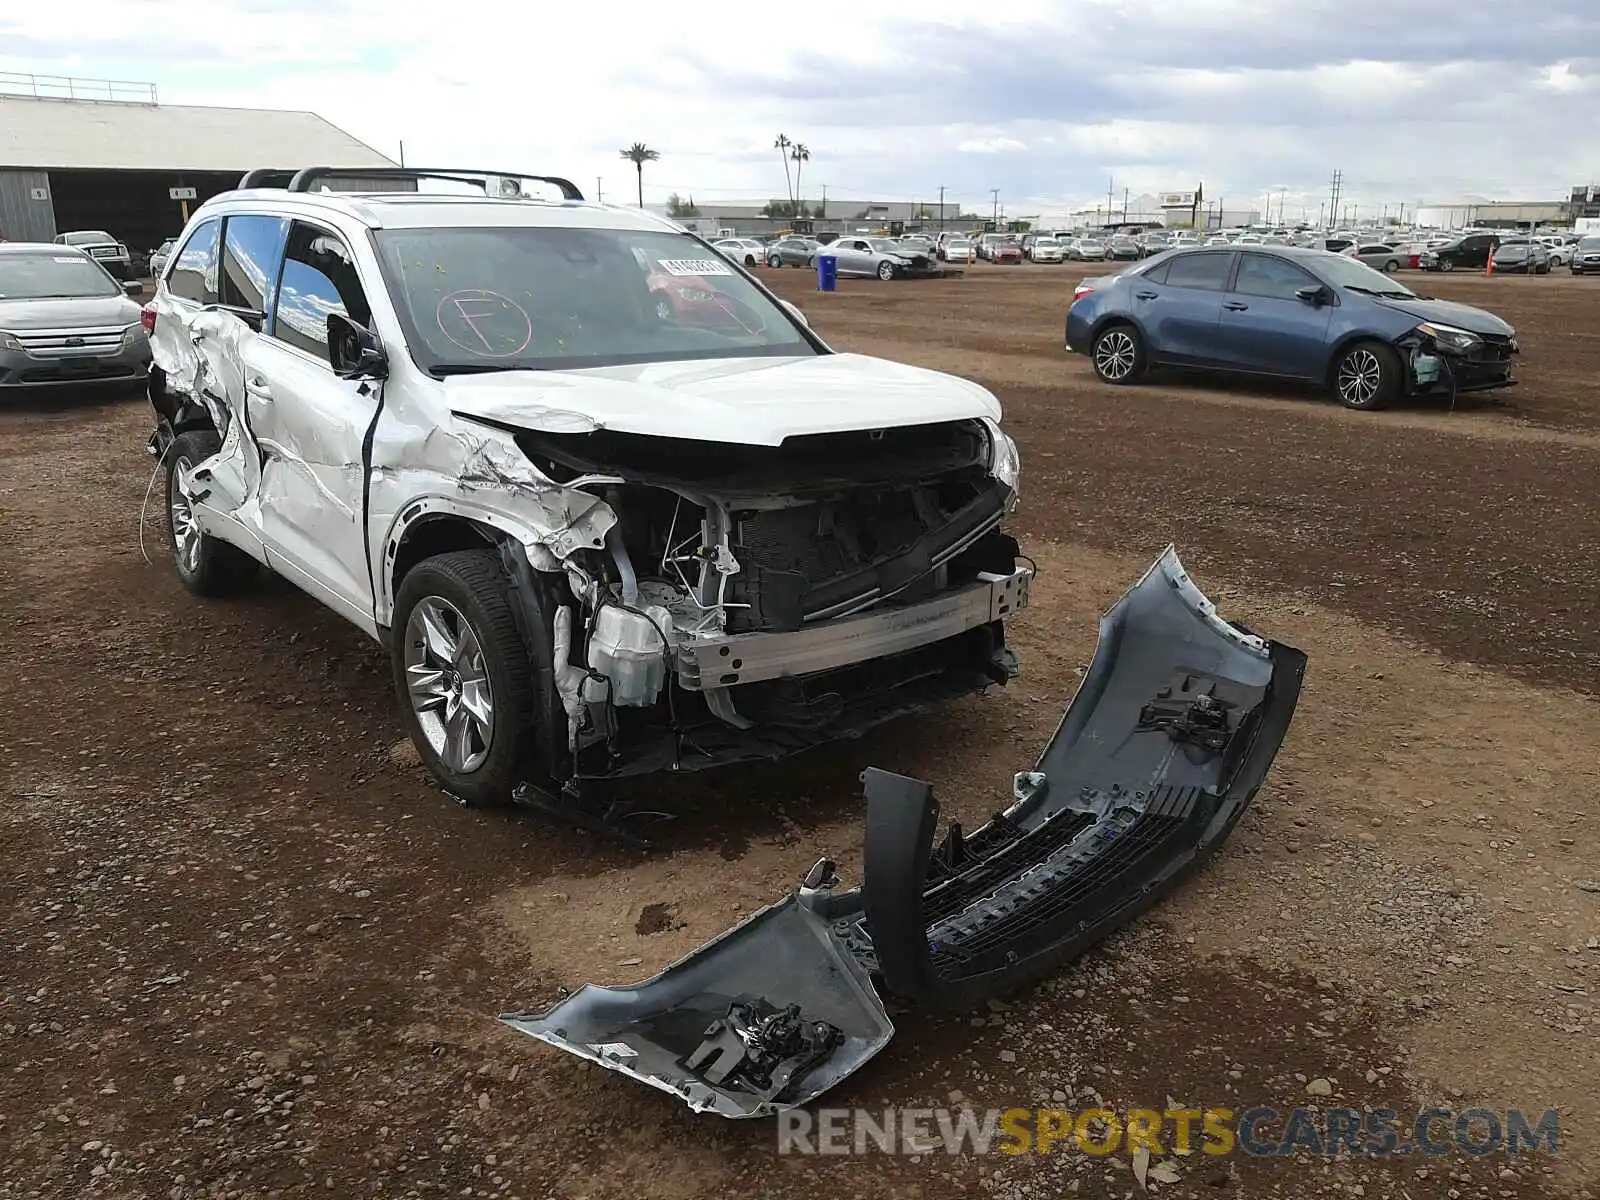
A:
[{"left": 0, "top": 75, "right": 396, "bottom": 258}]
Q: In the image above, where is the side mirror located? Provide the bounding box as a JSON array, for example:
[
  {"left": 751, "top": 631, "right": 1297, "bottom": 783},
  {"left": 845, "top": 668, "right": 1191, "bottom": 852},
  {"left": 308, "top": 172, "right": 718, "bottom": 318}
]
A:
[
  {"left": 780, "top": 299, "right": 810, "bottom": 327},
  {"left": 1295, "top": 284, "right": 1329, "bottom": 306},
  {"left": 328, "top": 312, "right": 388, "bottom": 380},
  {"left": 123, "top": 281, "right": 143, "bottom": 296}
]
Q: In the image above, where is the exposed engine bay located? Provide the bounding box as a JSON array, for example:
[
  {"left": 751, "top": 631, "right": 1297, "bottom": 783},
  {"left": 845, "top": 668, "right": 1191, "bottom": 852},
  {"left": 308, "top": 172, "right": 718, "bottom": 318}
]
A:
[
  {"left": 490, "top": 416, "right": 1030, "bottom": 783},
  {"left": 501, "top": 547, "right": 1307, "bottom": 1116}
]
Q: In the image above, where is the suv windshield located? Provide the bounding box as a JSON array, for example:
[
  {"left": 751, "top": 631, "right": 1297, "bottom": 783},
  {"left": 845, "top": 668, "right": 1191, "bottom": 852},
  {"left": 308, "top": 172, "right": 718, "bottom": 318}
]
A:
[
  {"left": 1579, "top": 237, "right": 1600, "bottom": 251},
  {"left": 375, "top": 227, "right": 815, "bottom": 373},
  {"left": 0, "top": 252, "right": 120, "bottom": 300}
]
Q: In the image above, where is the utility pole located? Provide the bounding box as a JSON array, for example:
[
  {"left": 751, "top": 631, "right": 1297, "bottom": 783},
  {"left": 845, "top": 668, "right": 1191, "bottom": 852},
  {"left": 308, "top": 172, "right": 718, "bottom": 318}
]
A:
[
  {"left": 398, "top": 140, "right": 405, "bottom": 167},
  {"left": 595, "top": 177, "right": 602, "bottom": 202},
  {"left": 938, "top": 185, "right": 946, "bottom": 231},
  {"left": 1328, "top": 169, "right": 1343, "bottom": 230},
  {"left": 1106, "top": 177, "right": 1114, "bottom": 228},
  {"left": 991, "top": 188, "right": 999, "bottom": 227},
  {"left": 1122, "top": 186, "right": 1129, "bottom": 222}
]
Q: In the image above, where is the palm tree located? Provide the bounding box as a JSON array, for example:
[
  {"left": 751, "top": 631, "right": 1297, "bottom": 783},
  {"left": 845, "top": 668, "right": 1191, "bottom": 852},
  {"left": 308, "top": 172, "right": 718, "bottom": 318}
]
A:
[
  {"left": 774, "top": 134, "right": 794, "bottom": 206},
  {"left": 790, "top": 144, "right": 810, "bottom": 215},
  {"left": 620, "top": 142, "right": 659, "bottom": 207}
]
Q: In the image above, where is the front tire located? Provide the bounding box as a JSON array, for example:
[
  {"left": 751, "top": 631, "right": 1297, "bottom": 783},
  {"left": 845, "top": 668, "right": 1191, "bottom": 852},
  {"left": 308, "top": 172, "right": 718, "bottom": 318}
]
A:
[
  {"left": 1333, "top": 341, "right": 1400, "bottom": 411},
  {"left": 1439, "top": 258, "right": 1455, "bottom": 273},
  {"left": 1091, "top": 322, "right": 1147, "bottom": 385},
  {"left": 877, "top": 260, "right": 896, "bottom": 281},
  {"left": 391, "top": 549, "right": 538, "bottom": 806},
  {"left": 165, "top": 430, "right": 256, "bottom": 596}
]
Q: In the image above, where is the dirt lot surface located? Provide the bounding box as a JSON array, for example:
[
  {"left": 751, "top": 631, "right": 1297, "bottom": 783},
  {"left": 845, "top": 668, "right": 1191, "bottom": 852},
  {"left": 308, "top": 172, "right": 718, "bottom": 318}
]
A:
[{"left": 3, "top": 264, "right": 1598, "bottom": 1200}]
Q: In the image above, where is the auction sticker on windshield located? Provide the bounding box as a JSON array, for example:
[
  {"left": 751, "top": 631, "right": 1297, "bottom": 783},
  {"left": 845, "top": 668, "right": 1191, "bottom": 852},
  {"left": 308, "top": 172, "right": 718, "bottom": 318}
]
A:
[{"left": 656, "top": 258, "right": 733, "bottom": 277}]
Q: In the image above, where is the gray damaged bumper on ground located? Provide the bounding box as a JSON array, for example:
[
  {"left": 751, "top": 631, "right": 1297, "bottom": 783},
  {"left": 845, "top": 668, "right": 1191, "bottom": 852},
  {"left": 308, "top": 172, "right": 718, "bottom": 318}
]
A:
[{"left": 500, "top": 546, "right": 1308, "bottom": 1118}]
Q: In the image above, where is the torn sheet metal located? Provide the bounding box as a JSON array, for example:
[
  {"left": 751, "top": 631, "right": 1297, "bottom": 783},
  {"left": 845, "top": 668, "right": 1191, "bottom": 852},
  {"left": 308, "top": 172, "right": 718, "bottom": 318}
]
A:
[{"left": 501, "top": 545, "right": 1307, "bottom": 1116}]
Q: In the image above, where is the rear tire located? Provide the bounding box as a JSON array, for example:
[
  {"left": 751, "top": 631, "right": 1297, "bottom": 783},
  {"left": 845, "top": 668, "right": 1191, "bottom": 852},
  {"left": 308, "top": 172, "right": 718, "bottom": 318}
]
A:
[
  {"left": 391, "top": 549, "right": 539, "bottom": 806},
  {"left": 165, "top": 430, "right": 257, "bottom": 596},
  {"left": 1091, "top": 322, "right": 1147, "bottom": 385},
  {"left": 1384, "top": 259, "right": 1400, "bottom": 273},
  {"left": 767, "top": 256, "right": 782, "bottom": 268},
  {"left": 1333, "top": 341, "right": 1400, "bottom": 411}
]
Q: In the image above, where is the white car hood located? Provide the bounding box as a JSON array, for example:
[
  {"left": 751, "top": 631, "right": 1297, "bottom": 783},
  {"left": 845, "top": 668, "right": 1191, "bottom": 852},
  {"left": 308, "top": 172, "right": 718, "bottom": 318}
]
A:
[{"left": 441, "top": 352, "right": 1001, "bottom": 446}]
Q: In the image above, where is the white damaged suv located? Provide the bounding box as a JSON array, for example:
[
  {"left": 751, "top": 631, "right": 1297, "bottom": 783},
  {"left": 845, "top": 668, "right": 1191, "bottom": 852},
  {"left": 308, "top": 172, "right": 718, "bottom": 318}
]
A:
[{"left": 143, "top": 167, "right": 1031, "bottom": 810}]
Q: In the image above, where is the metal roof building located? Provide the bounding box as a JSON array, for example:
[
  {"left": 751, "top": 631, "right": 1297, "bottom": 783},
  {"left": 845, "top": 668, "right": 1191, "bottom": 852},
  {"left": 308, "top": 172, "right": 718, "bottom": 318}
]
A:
[{"left": 0, "top": 74, "right": 395, "bottom": 257}]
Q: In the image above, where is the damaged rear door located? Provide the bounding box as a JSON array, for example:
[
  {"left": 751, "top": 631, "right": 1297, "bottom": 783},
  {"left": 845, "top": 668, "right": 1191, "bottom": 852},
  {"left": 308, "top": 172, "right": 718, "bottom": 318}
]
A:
[
  {"left": 248, "top": 221, "right": 381, "bottom": 621},
  {"left": 502, "top": 546, "right": 1307, "bottom": 1116}
]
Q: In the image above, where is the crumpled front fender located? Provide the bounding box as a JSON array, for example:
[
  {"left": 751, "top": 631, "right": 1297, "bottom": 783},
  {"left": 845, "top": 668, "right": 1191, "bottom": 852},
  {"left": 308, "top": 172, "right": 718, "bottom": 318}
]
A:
[{"left": 501, "top": 545, "right": 1306, "bottom": 1116}]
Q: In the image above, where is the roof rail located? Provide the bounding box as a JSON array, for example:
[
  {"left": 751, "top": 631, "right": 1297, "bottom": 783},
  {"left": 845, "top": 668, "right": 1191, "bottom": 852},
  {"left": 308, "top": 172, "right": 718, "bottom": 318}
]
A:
[
  {"left": 238, "top": 168, "right": 296, "bottom": 189},
  {"left": 282, "top": 166, "right": 585, "bottom": 201}
]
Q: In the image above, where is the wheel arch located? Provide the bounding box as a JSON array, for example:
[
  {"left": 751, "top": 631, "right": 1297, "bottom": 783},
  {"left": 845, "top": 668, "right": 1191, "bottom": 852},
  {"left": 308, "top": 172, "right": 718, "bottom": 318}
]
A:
[
  {"left": 1088, "top": 311, "right": 1150, "bottom": 348},
  {"left": 149, "top": 366, "right": 218, "bottom": 439},
  {"left": 1323, "top": 329, "right": 1403, "bottom": 387},
  {"left": 378, "top": 500, "right": 557, "bottom": 631}
]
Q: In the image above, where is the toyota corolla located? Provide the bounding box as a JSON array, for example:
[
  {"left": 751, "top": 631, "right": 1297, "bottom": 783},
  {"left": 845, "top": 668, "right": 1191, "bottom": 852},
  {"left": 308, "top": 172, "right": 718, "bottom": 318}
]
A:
[{"left": 1065, "top": 245, "right": 1517, "bottom": 410}]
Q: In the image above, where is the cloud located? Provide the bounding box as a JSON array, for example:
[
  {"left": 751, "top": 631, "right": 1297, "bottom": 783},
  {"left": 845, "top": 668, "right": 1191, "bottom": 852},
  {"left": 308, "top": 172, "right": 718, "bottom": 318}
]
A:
[
  {"left": 956, "top": 136, "right": 1028, "bottom": 154},
  {"left": 2, "top": 0, "right": 1598, "bottom": 222}
]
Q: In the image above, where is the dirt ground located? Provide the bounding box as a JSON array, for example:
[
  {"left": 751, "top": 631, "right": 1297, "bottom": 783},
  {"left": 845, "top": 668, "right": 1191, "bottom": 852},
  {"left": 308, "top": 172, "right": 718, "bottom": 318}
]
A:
[{"left": 3, "top": 263, "right": 1598, "bottom": 1200}]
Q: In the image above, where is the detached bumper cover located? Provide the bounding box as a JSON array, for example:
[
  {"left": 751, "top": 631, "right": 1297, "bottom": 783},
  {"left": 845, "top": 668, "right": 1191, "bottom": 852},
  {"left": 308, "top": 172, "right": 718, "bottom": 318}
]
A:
[{"left": 502, "top": 546, "right": 1306, "bottom": 1116}]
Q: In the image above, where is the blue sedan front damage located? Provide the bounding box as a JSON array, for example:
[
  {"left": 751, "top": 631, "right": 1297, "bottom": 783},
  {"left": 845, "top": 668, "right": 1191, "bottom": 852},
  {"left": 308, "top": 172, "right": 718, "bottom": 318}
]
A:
[{"left": 501, "top": 547, "right": 1306, "bottom": 1117}]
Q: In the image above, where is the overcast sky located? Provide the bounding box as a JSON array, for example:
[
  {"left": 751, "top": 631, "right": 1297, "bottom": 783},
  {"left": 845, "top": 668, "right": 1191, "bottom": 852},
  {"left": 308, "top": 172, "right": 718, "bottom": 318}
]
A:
[{"left": 3, "top": 0, "right": 1597, "bottom": 221}]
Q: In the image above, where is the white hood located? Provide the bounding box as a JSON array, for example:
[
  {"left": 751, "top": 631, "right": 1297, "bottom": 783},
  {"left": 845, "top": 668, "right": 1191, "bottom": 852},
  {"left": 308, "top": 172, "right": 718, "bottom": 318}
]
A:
[{"left": 440, "top": 352, "right": 1001, "bottom": 446}]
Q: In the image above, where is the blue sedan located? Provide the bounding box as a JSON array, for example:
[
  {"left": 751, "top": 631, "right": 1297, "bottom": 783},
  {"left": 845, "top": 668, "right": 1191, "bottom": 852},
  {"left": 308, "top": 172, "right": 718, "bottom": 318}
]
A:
[{"left": 1065, "top": 245, "right": 1518, "bottom": 409}]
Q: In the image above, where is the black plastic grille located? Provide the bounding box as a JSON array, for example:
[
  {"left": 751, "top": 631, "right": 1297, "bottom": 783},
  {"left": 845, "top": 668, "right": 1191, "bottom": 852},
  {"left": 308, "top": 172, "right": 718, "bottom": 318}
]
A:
[{"left": 928, "top": 785, "right": 1206, "bottom": 967}]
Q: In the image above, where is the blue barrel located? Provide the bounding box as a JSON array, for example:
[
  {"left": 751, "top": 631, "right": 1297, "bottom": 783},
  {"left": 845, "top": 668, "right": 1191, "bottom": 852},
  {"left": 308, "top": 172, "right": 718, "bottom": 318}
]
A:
[{"left": 816, "top": 253, "right": 838, "bottom": 292}]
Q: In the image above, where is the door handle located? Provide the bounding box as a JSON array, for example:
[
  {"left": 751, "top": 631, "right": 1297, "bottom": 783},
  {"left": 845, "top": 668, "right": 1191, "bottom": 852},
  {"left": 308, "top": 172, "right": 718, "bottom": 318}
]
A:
[
  {"left": 1134, "top": 290, "right": 1158, "bottom": 300},
  {"left": 246, "top": 375, "right": 273, "bottom": 400},
  {"left": 1224, "top": 301, "right": 1249, "bottom": 311}
]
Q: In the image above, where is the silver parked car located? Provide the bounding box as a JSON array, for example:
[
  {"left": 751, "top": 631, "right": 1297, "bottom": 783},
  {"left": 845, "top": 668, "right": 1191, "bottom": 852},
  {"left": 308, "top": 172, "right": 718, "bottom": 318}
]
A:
[
  {"left": 1066, "top": 237, "right": 1107, "bottom": 261},
  {"left": 764, "top": 236, "right": 820, "bottom": 268},
  {"left": 148, "top": 237, "right": 178, "bottom": 278},
  {"left": 0, "top": 243, "right": 151, "bottom": 389},
  {"left": 822, "top": 235, "right": 940, "bottom": 279},
  {"left": 1353, "top": 243, "right": 1407, "bottom": 273},
  {"left": 54, "top": 229, "right": 134, "bottom": 280}
]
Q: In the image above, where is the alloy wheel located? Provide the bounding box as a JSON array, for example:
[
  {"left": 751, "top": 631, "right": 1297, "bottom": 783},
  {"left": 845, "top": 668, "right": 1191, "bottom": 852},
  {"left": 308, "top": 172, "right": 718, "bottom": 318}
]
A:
[
  {"left": 169, "top": 454, "right": 202, "bottom": 576},
  {"left": 404, "top": 596, "right": 495, "bottom": 774},
  {"left": 1337, "top": 349, "right": 1383, "bottom": 407},
  {"left": 1094, "top": 330, "right": 1137, "bottom": 381}
]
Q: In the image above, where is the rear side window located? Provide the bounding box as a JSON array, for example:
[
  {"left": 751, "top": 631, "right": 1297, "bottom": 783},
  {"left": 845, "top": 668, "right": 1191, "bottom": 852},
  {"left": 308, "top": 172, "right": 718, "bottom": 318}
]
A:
[
  {"left": 271, "top": 222, "right": 372, "bottom": 364},
  {"left": 219, "top": 215, "right": 289, "bottom": 313},
  {"left": 168, "top": 218, "right": 221, "bottom": 304},
  {"left": 1163, "top": 251, "right": 1233, "bottom": 291}
]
